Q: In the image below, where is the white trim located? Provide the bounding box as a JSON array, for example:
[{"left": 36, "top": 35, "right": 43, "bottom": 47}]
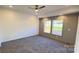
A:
[{"left": 74, "top": 16, "right": 79, "bottom": 53}]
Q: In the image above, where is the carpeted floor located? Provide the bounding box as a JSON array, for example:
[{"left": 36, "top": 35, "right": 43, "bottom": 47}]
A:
[{"left": 1, "top": 35, "right": 74, "bottom": 53}]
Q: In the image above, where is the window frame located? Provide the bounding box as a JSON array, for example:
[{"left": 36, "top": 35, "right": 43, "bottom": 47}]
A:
[
  {"left": 43, "top": 19, "right": 51, "bottom": 33},
  {"left": 51, "top": 19, "right": 64, "bottom": 36},
  {"left": 43, "top": 18, "right": 64, "bottom": 37}
]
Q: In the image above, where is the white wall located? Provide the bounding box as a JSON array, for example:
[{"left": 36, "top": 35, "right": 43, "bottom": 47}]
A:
[
  {"left": 74, "top": 16, "right": 79, "bottom": 53},
  {"left": 0, "top": 10, "right": 4, "bottom": 46},
  {"left": 0, "top": 24, "right": 4, "bottom": 46},
  {"left": 0, "top": 9, "right": 39, "bottom": 45}
]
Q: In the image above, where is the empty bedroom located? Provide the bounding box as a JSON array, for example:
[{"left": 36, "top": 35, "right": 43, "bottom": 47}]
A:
[{"left": 0, "top": 5, "right": 79, "bottom": 53}]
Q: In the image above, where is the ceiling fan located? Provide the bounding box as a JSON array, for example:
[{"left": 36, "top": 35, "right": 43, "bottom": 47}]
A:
[{"left": 28, "top": 5, "right": 45, "bottom": 12}]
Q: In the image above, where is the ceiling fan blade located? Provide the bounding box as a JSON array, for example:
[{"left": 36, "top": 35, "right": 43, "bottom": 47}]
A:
[
  {"left": 28, "top": 5, "right": 45, "bottom": 10},
  {"left": 39, "top": 6, "right": 45, "bottom": 9}
]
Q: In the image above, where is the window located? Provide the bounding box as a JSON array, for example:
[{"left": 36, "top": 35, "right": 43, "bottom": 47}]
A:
[
  {"left": 43, "top": 18, "right": 63, "bottom": 36},
  {"left": 52, "top": 20, "right": 63, "bottom": 36},
  {"left": 44, "top": 19, "right": 51, "bottom": 33}
]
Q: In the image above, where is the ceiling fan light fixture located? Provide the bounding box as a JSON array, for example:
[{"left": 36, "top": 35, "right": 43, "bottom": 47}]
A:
[
  {"left": 35, "top": 9, "right": 39, "bottom": 12},
  {"left": 28, "top": 5, "right": 45, "bottom": 16}
]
